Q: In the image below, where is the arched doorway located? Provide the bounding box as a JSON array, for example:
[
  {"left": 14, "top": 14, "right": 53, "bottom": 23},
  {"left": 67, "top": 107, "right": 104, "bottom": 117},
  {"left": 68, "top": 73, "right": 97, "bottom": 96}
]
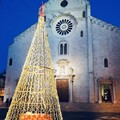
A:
[{"left": 98, "top": 79, "right": 116, "bottom": 103}]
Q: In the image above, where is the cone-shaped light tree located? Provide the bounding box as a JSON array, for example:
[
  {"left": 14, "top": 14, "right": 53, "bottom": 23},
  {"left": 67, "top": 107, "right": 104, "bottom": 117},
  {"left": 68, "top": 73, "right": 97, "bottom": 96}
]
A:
[{"left": 5, "top": 4, "right": 63, "bottom": 120}]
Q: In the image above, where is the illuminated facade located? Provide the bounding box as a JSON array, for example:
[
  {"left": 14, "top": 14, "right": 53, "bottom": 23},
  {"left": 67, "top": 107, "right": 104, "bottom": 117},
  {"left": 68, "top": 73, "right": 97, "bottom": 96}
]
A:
[{"left": 4, "top": 0, "right": 120, "bottom": 104}]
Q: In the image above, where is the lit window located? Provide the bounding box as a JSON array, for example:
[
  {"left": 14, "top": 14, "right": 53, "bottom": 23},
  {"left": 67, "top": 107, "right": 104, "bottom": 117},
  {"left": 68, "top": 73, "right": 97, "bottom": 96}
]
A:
[
  {"left": 104, "top": 58, "right": 108, "bottom": 67},
  {"left": 9, "top": 58, "right": 13, "bottom": 66}
]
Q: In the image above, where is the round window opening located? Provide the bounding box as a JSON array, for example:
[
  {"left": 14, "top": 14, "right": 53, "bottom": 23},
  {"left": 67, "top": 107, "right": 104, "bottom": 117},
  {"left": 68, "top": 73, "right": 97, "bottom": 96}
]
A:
[
  {"left": 56, "top": 19, "right": 73, "bottom": 35},
  {"left": 60, "top": 0, "right": 68, "bottom": 7}
]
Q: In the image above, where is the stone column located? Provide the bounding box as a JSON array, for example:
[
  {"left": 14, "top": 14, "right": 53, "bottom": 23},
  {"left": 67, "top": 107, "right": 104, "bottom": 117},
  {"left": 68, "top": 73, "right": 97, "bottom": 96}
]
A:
[
  {"left": 69, "top": 67, "right": 75, "bottom": 102},
  {"left": 86, "top": 4, "right": 95, "bottom": 103},
  {"left": 98, "top": 84, "right": 102, "bottom": 103},
  {"left": 113, "top": 80, "right": 116, "bottom": 103},
  {"left": 69, "top": 76, "right": 74, "bottom": 102}
]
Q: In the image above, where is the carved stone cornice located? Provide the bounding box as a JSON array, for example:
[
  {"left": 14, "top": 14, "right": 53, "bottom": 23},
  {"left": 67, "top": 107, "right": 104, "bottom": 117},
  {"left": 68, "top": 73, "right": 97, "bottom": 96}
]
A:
[{"left": 90, "top": 16, "right": 120, "bottom": 34}]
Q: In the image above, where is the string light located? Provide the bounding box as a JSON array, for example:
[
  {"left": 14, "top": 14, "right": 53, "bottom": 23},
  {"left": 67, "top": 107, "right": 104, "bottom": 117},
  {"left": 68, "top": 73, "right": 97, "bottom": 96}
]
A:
[{"left": 5, "top": 7, "right": 63, "bottom": 120}]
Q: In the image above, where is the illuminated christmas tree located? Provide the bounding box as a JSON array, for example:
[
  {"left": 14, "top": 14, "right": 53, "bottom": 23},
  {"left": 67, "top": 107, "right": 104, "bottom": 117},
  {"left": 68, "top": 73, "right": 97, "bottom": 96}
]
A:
[{"left": 5, "top": 5, "right": 63, "bottom": 120}]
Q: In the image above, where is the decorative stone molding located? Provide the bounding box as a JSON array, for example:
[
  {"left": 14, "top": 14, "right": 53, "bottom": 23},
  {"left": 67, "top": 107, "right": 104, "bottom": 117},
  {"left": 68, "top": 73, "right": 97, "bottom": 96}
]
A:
[
  {"left": 90, "top": 16, "right": 120, "bottom": 34},
  {"left": 51, "top": 13, "right": 78, "bottom": 38},
  {"left": 56, "top": 59, "right": 69, "bottom": 66},
  {"left": 97, "top": 76, "right": 115, "bottom": 82}
]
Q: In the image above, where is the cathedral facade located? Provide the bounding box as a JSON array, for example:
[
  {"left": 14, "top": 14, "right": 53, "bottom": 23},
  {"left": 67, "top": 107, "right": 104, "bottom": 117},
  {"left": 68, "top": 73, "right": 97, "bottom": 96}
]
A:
[{"left": 4, "top": 0, "right": 120, "bottom": 104}]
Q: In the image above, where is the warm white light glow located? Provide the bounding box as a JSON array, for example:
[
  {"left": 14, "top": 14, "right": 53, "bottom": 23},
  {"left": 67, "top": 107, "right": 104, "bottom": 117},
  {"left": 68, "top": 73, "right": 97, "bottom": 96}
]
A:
[{"left": 5, "top": 16, "right": 63, "bottom": 120}]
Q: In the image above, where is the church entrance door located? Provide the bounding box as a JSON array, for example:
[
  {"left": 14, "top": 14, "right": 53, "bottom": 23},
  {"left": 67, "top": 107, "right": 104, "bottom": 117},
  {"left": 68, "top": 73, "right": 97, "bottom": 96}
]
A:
[
  {"left": 56, "top": 79, "right": 69, "bottom": 102},
  {"left": 101, "top": 84, "right": 112, "bottom": 102}
]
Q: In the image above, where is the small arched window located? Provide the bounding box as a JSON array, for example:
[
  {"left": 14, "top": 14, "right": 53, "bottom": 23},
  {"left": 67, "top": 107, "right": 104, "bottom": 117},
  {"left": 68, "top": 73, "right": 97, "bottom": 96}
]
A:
[
  {"left": 9, "top": 58, "right": 13, "bottom": 66},
  {"left": 60, "top": 44, "right": 64, "bottom": 55},
  {"left": 44, "top": 16, "right": 46, "bottom": 21},
  {"left": 81, "top": 31, "right": 83, "bottom": 37},
  {"left": 64, "top": 43, "right": 67, "bottom": 54},
  {"left": 104, "top": 58, "right": 108, "bottom": 67},
  {"left": 83, "top": 11, "right": 86, "bottom": 18},
  {"left": 59, "top": 42, "right": 68, "bottom": 55}
]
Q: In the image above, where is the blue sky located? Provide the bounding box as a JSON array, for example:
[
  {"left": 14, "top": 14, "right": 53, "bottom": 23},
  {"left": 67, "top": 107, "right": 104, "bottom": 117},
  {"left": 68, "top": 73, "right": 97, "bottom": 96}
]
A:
[{"left": 0, "top": 0, "right": 120, "bottom": 73}]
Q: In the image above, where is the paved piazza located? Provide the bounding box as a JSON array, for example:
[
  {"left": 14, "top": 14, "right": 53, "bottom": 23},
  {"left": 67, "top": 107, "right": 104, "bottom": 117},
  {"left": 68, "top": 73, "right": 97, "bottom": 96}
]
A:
[
  {"left": 0, "top": 108, "right": 120, "bottom": 120},
  {"left": 62, "top": 112, "right": 120, "bottom": 120}
]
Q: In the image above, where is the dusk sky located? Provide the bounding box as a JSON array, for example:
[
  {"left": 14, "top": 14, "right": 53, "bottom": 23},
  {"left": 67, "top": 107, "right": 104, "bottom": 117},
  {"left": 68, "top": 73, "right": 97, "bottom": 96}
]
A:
[{"left": 0, "top": 0, "right": 120, "bottom": 73}]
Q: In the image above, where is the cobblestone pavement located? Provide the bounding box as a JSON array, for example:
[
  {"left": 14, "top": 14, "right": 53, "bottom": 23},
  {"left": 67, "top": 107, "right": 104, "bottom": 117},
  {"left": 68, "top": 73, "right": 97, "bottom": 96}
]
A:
[
  {"left": 62, "top": 112, "right": 120, "bottom": 120},
  {"left": 0, "top": 108, "right": 120, "bottom": 120}
]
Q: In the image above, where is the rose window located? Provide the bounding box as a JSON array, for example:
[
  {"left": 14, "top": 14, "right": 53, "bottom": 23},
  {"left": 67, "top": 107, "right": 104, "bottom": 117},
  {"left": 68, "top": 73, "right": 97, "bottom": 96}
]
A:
[{"left": 56, "top": 19, "right": 73, "bottom": 35}]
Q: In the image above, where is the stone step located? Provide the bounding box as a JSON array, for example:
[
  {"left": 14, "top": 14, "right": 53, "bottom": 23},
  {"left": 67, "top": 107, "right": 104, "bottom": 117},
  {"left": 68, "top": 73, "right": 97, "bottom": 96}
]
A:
[{"left": 60, "top": 102, "right": 120, "bottom": 113}]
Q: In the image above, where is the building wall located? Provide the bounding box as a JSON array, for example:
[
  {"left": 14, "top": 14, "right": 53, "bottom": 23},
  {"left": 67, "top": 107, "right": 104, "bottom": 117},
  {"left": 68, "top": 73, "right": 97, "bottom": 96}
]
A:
[
  {"left": 91, "top": 17, "right": 120, "bottom": 103},
  {"left": 4, "top": 0, "right": 120, "bottom": 103},
  {"left": 45, "top": 0, "right": 91, "bottom": 102},
  {"left": 4, "top": 24, "right": 36, "bottom": 101}
]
